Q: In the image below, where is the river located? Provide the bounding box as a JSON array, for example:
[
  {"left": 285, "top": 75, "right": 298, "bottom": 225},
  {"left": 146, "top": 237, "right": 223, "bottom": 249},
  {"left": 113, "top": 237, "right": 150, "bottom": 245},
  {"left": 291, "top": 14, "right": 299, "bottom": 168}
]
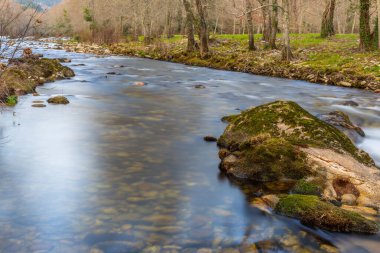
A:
[{"left": 0, "top": 42, "right": 379, "bottom": 253}]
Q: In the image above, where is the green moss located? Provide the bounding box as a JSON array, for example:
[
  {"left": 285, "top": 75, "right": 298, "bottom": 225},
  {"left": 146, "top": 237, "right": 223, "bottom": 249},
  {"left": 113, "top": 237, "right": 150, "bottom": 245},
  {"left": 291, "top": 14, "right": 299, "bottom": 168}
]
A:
[
  {"left": 47, "top": 96, "right": 70, "bottom": 105},
  {"left": 292, "top": 179, "right": 322, "bottom": 196},
  {"left": 6, "top": 95, "right": 18, "bottom": 106},
  {"left": 219, "top": 101, "right": 374, "bottom": 166},
  {"left": 237, "top": 137, "right": 311, "bottom": 182},
  {"left": 275, "top": 194, "right": 379, "bottom": 233}
]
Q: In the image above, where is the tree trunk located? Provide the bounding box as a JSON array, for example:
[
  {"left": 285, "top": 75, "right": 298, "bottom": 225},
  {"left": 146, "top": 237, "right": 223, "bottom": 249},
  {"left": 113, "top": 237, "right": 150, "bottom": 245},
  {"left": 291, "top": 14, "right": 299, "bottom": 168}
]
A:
[
  {"left": 165, "top": 10, "right": 173, "bottom": 39},
  {"left": 269, "top": 0, "right": 278, "bottom": 49},
  {"left": 351, "top": 11, "right": 357, "bottom": 34},
  {"left": 378, "top": 0, "right": 380, "bottom": 49},
  {"left": 245, "top": 0, "right": 256, "bottom": 51},
  {"left": 259, "top": 0, "right": 272, "bottom": 42},
  {"left": 182, "top": 0, "right": 196, "bottom": 52},
  {"left": 195, "top": 0, "right": 209, "bottom": 57},
  {"left": 282, "top": 0, "right": 293, "bottom": 61},
  {"left": 320, "top": 0, "right": 336, "bottom": 38},
  {"left": 359, "top": 0, "right": 372, "bottom": 51}
]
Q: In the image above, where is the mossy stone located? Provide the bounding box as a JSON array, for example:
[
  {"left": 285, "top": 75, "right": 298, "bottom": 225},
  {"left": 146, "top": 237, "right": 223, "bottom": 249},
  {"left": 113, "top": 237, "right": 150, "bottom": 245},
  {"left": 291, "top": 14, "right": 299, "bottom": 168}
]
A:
[
  {"left": 275, "top": 194, "right": 379, "bottom": 234},
  {"left": 218, "top": 101, "right": 374, "bottom": 166},
  {"left": 47, "top": 96, "right": 70, "bottom": 105}
]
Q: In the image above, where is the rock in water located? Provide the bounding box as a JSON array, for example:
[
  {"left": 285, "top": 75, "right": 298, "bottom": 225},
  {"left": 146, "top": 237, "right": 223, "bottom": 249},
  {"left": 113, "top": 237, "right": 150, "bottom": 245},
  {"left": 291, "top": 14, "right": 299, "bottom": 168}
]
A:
[
  {"left": 217, "top": 101, "right": 380, "bottom": 233},
  {"left": 318, "top": 111, "right": 365, "bottom": 141},
  {"left": 47, "top": 96, "right": 70, "bottom": 105},
  {"left": 275, "top": 195, "right": 378, "bottom": 234},
  {"left": 133, "top": 82, "right": 146, "bottom": 86},
  {"left": 58, "top": 58, "right": 72, "bottom": 63},
  {"left": 218, "top": 101, "right": 374, "bottom": 181},
  {"left": 341, "top": 101, "right": 359, "bottom": 107},
  {"left": 204, "top": 136, "right": 218, "bottom": 142}
]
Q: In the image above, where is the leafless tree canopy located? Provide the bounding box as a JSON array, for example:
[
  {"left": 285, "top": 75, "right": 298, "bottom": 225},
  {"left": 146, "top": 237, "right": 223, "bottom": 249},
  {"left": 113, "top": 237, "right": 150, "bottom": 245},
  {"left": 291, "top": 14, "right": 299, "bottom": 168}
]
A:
[{"left": 41, "top": 0, "right": 378, "bottom": 41}]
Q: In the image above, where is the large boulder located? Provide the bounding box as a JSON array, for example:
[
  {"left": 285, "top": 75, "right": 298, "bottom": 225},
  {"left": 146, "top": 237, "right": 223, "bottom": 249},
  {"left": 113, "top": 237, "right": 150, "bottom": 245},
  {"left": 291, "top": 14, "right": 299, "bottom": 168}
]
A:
[
  {"left": 218, "top": 101, "right": 380, "bottom": 233},
  {"left": 218, "top": 101, "right": 374, "bottom": 182}
]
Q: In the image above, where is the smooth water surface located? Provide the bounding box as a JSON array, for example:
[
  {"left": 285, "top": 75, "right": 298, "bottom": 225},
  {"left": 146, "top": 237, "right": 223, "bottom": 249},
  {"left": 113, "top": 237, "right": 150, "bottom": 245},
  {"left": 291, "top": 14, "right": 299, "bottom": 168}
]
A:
[{"left": 0, "top": 42, "right": 379, "bottom": 253}]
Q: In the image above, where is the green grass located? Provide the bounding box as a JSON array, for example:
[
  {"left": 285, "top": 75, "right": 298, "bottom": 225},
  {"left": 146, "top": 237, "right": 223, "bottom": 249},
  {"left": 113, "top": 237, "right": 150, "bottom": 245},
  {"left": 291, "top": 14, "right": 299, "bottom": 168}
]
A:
[
  {"left": 304, "top": 53, "right": 355, "bottom": 72},
  {"left": 218, "top": 34, "right": 263, "bottom": 41}
]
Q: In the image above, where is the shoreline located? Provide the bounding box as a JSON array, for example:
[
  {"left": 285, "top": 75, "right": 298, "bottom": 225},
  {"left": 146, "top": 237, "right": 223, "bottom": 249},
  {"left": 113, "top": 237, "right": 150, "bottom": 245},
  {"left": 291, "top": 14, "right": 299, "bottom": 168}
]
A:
[{"left": 59, "top": 36, "right": 380, "bottom": 93}]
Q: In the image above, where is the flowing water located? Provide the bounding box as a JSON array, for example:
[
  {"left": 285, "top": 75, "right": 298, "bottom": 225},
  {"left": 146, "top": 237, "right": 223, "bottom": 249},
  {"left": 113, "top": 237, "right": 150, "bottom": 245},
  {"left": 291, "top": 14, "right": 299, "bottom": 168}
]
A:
[{"left": 0, "top": 42, "right": 379, "bottom": 253}]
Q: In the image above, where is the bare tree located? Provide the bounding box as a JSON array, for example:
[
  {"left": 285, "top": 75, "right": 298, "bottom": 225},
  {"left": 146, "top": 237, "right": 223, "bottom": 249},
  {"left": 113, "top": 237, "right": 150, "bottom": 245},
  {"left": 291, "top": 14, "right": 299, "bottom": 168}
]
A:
[
  {"left": 320, "top": 0, "right": 336, "bottom": 38},
  {"left": 183, "top": 0, "right": 197, "bottom": 52},
  {"left": 359, "top": 0, "right": 372, "bottom": 51},
  {"left": 0, "top": 0, "right": 42, "bottom": 105},
  {"left": 195, "top": 0, "right": 209, "bottom": 56},
  {"left": 245, "top": 0, "right": 256, "bottom": 50},
  {"left": 282, "top": 0, "right": 293, "bottom": 61},
  {"left": 269, "top": 0, "right": 278, "bottom": 49},
  {"left": 377, "top": 0, "right": 380, "bottom": 49}
]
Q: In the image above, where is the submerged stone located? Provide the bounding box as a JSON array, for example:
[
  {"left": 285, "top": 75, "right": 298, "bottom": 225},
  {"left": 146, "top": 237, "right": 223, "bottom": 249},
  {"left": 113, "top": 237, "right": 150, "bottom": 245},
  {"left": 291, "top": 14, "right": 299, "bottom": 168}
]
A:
[
  {"left": 133, "top": 82, "right": 146, "bottom": 86},
  {"left": 275, "top": 195, "right": 379, "bottom": 234},
  {"left": 193, "top": 84, "right": 206, "bottom": 89},
  {"left": 32, "top": 104, "right": 46, "bottom": 108},
  {"left": 203, "top": 136, "right": 218, "bottom": 142}
]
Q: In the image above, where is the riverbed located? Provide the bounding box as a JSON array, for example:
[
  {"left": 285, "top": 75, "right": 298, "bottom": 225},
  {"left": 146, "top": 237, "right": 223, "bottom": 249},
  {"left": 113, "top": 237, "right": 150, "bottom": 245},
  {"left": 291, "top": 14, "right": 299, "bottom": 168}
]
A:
[{"left": 0, "top": 42, "right": 379, "bottom": 252}]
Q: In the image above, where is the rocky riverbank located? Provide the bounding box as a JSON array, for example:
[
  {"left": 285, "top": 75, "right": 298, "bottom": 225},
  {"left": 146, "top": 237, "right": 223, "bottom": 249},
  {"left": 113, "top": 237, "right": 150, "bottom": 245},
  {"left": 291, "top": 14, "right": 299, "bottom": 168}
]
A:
[
  {"left": 58, "top": 35, "right": 380, "bottom": 92},
  {"left": 217, "top": 101, "right": 379, "bottom": 233},
  {"left": 0, "top": 54, "right": 75, "bottom": 105}
]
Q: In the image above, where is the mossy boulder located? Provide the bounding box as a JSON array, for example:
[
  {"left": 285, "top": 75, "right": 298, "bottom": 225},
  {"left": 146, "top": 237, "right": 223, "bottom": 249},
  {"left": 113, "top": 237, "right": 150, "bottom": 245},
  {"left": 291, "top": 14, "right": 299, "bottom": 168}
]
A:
[
  {"left": 0, "top": 58, "right": 75, "bottom": 104},
  {"left": 275, "top": 195, "right": 379, "bottom": 234},
  {"left": 47, "top": 96, "right": 70, "bottom": 105},
  {"left": 218, "top": 101, "right": 374, "bottom": 182}
]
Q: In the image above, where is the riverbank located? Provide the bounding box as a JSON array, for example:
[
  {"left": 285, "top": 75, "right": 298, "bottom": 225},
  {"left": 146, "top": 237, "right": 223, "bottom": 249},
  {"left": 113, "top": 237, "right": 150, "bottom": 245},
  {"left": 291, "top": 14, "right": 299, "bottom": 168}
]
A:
[
  {"left": 61, "top": 34, "right": 380, "bottom": 92},
  {"left": 0, "top": 56, "right": 74, "bottom": 105}
]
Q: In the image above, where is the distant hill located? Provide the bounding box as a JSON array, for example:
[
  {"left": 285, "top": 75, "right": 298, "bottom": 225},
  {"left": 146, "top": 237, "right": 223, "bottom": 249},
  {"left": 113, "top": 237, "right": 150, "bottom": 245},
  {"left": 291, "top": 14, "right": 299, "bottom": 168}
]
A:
[{"left": 17, "top": 0, "right": 61, "bottom": 9}]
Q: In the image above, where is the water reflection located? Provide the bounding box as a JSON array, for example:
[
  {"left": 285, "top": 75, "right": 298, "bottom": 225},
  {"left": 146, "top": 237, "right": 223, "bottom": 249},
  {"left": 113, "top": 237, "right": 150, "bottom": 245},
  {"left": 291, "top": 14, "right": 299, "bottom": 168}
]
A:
[{"left": 0, "top": 42, "right": 378, "bottom": 252}]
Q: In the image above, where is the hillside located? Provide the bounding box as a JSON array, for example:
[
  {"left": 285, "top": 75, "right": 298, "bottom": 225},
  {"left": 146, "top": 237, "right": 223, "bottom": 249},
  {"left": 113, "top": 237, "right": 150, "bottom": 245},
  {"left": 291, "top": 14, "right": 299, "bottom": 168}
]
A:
[{"left": 17, "top": 0, "right": 61, "bottom": 8}]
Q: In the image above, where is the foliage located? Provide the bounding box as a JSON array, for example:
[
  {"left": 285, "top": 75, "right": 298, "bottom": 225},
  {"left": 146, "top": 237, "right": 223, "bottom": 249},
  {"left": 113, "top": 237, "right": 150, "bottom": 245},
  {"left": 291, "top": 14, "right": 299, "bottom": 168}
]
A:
[
  {"left": 53, "top": 9, "right": 73, "bottom": 36},
  {"left": 6, "top": 95, "right": 18, "bottom": 106}
]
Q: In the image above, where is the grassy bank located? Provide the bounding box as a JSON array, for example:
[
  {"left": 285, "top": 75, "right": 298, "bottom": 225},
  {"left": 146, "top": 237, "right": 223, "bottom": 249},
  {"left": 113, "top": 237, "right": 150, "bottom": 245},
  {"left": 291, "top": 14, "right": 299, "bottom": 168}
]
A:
[
  {"left": 64, "top": 34, "right": 380, "bottom": 92},
  {"left": 0, "top": 58, "right": 75, "bottom": 105}
]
